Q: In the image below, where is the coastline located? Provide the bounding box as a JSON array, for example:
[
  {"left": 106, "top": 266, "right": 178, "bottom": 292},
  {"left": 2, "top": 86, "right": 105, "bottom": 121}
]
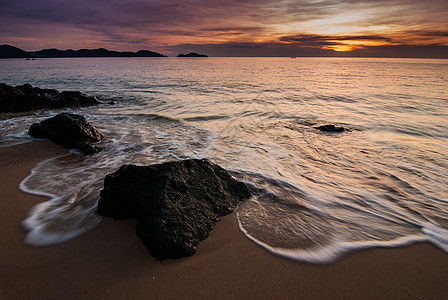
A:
[{"left": 1, "top": 141, "right": 448, "bottom": 299}]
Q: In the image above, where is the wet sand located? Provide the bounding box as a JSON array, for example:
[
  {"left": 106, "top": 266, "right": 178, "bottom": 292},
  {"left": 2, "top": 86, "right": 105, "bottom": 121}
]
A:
[{"left": 1, "top": 141, "right": 448, "bottom": 299}]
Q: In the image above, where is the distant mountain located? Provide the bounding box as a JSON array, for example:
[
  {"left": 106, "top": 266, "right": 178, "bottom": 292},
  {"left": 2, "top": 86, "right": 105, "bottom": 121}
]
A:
[
  {"left": 32, "top": 48, "right": 76, "bottom": 57},
  {"left": 0, "top": 44, "right": 167, "bottom": 58},
  {"left": 177, "top": 52, "right": 208, "bottom": 57},
  {"left": 0, "top": 44, "right": 30, "bottom": 58}
]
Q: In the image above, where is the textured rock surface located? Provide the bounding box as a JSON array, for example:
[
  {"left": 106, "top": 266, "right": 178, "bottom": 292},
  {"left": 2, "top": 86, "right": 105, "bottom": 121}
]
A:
[
  {"left": 98, "top": 159, "right": 251, "bottom": 260},
  {"left": 28, "top": 113, "right": 106, "bottom": 154},
  {"left": 0, "top": 83, "right": 101, "bottom": 113}
]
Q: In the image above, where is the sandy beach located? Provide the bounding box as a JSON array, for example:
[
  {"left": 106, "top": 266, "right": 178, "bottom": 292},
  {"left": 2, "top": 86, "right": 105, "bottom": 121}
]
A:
[{"left": 1, "top": 140, "right": 448, "bottom": 299}]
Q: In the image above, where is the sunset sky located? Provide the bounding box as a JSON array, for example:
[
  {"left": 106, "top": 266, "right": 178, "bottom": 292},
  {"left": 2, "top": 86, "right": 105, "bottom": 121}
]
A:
[{"left": 1, "top": 0, "right": 448, "bottom": 57}]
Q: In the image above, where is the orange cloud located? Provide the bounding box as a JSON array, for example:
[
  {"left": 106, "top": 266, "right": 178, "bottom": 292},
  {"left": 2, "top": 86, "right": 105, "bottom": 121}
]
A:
[{"left": 1, "top": 0, "right": 447, "bottom": 56}]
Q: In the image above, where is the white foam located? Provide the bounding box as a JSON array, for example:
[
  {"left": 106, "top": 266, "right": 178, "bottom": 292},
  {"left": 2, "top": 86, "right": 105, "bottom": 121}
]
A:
[
  {"left": 422, "top": 223, "right": 448, "bottom": 252},
  {"left": 23, "top": 205, "right": 101, "bottom": 246},
  {"left": 236, "top": 213, "right": 429, "bottom": 264},
  {"left": 21, "top": 189, "right": 102, "bottom": 246},
  {"left": 17, "top": 113, "right": 215, "bottom": 246},
  {"left": 19, "top": 156, "right": 61, "bottom": 199}
]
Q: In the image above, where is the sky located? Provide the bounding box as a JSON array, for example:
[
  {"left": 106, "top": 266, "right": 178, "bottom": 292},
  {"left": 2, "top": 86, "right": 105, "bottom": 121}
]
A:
[{"left": 1, "top": 0, "right": 448, "bottom": 57}]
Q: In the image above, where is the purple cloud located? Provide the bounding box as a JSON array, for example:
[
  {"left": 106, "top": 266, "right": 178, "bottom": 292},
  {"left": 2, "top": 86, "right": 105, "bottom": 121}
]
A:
[{"left": 1, "top": 0, "right": 447, "bottom": 57}]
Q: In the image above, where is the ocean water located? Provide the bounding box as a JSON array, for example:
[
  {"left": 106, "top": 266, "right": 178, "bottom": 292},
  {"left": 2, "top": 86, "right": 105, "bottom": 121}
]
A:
[{"left": 1, "top": 57, "right": 447, "bottom": 263}]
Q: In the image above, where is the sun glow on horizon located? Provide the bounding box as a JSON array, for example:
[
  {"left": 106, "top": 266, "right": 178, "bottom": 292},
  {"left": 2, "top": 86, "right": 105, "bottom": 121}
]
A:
[
  {"left": 323, "top": 44, "right": 360, "bottom": 52},
  {"left": 1, "top": 0, "right": 448, "bottom": 57},
  {"left": 321, "top": 38, "right": 397, "bottom": 52}
]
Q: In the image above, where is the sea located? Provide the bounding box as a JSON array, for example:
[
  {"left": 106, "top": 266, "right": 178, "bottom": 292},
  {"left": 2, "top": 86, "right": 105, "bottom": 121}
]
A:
[{"left": 1, "top": 57, "right": 447, "bottom": 263}]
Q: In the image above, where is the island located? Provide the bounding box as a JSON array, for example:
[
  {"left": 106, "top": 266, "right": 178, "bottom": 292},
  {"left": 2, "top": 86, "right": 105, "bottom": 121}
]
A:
[
  {"left": 0, "top": 44, "right": 167, "bottom": 58},
  {"left": 177, "top": 52, "right": 208, "bottom": 57}
]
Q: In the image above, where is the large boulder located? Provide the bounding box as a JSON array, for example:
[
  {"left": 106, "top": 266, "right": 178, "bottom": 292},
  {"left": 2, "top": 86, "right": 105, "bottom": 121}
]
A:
[
  {"left": 0, "top": 83, "right": 101, "bottom": 113},
  {"left": 98, "top": 159, "right": 251, "bottom": 260},
  {"left": 28, "top": 113, "right": 106, "bottom": 154}
]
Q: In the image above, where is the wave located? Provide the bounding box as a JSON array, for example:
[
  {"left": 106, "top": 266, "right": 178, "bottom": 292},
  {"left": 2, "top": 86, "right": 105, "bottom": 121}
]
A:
[
  {"left": 3, "top": 57, "right": 447, "bottom": 263},
  {"left": 18, "top": 112, "right": 214, "bottom": 245}
]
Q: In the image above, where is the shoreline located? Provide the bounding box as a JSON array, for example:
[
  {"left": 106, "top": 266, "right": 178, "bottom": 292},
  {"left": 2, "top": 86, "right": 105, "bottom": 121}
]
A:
[{"left": 1, "top": 141, "right": 448, "bottom": 299}]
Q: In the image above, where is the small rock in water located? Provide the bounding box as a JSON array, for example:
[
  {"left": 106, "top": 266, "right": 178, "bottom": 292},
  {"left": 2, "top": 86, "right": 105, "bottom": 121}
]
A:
[
  {"left": 98, "top": 159, "right": 251, "bottom": 260},
  {"left": 28, "top": 113, "right": 106, "bottom": 154},
  {"left": 315, "top": 124, "right": 346, "bottom": 133}
]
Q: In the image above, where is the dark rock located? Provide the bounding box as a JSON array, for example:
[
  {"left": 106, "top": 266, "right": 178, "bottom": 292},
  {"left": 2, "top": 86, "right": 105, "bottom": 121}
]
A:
[
  {"left": 28, "top": 113, "right": 106, "bottom": 154},
  {"left": 177, "top": 52, "right": 208, "bottom": 57},
  {"left": 33, "top": 87, "right": 60, "bottom": 96},
  {"left": 0, "top": 83, "right": 101, "bottom": 113},
  {"left": 15, "top": 83, "right": 35, "bottom": 94},
  {"left": 315, "top": 124, "right": 345, "bottom": 133},
  {"left": 98, "top": 159, "right": 251, "bottom": 260}
]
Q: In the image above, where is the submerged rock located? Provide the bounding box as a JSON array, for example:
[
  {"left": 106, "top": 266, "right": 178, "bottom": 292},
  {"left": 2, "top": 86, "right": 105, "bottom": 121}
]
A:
[
  {"left": 98, "top": 159, "right": 251, "bottom": 260},
  {"left": 28, "top": 113, "right": 106, "bottom": 154},
  {"left": 0, "top": 83, "right": 101, "bottom": 113},
  {"left": 315, "top": 124, "right": 346, "bottom": 133}
]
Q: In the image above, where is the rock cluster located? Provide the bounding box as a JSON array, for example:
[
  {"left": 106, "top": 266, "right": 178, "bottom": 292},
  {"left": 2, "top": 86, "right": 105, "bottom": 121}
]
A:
[
  {"left": 28, "top": 113, "right": 106, "bottom": 154},
  {"left": 6, "top": 82, "right": 251, "bottom": 261},
  {"left": 98, "top": 159, "right": 251, "bottom": 260},
  {"left": 0, "top": 83, "right": 101, "bottom": 113}
]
